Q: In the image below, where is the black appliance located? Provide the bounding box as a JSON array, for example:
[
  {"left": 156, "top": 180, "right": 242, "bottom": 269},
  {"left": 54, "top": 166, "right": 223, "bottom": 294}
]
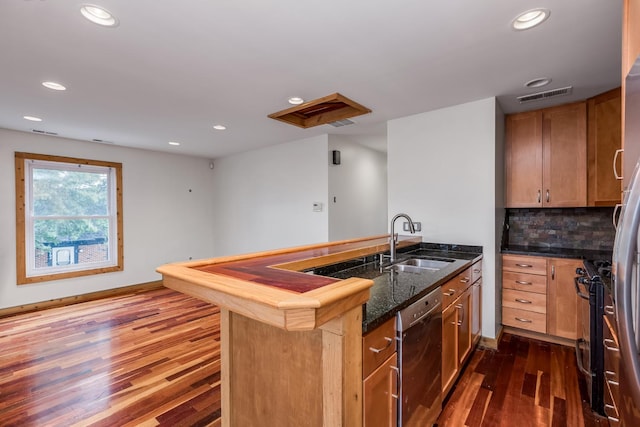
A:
[{"left": 575, "top": 259, "right": 609, "bottom": 415}]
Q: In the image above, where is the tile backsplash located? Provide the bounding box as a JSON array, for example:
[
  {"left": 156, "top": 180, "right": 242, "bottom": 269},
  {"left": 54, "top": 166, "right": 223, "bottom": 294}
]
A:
[{"left": 504, "top": 207, "right": 616, "bottom": 251}]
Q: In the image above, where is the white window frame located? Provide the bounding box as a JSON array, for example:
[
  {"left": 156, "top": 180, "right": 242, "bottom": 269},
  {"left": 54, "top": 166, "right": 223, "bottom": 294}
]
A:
[{"left": 15, "top": 152, "right": 123, "bottom": 284}]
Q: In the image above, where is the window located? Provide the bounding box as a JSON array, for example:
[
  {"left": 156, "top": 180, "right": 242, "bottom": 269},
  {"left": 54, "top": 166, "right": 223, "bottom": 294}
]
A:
[{"left": 15, "top": 152, "right": 123, "bottom": 284}]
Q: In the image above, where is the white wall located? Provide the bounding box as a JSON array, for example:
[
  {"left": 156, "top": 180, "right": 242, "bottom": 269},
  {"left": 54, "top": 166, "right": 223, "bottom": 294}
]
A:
[
  {"left": 328, "top": 135, "right": 388, "bottom": 241},
  {"left": 0, "top": 128, "right": 216, "bottom": 309},
  {"left": 388, "top": 97, "right": 504, "bottom": 339},
  {"left": 211, "top": 135, "right": 329, "bottom": 256}
]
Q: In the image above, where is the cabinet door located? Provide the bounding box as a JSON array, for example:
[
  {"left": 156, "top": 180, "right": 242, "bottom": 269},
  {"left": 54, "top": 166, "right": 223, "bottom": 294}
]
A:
[
  {"left": 547, "top": 258, "right": 582, "bottom": 340},
  {"left": 588, "top": 88, "right": 622, "bottom": 206},
  {"left": 457, "top": 288, "right": 472, "bottom": 366},
  {"left": 471, "top": 280, "right": 482, "bottom": 345},
  {"left": 442, "top": 303, "right": 458, "bottom": 395},
  {"left": 506, "top": 110, "right": 543, "bottom": 207},
  {"left": 363, "top": 353, "right": 398, "bottom": 427},
  {"left": 542, "top": 102, "right": 587, "bottom": 207}
]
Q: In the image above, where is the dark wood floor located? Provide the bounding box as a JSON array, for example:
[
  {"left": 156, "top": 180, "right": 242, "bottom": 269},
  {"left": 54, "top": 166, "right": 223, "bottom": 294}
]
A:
[
  {"left": 437, "top": 333, "right": 609, "bottom": 427},
  {"left": 0, "top": 289, "right": 609, "bottom": 426}
]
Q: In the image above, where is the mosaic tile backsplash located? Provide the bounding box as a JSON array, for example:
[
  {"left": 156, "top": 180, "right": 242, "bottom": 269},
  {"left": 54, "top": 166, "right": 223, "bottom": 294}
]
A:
[{"left": 504, "top": 207, "right": 616, "bottom": 251}]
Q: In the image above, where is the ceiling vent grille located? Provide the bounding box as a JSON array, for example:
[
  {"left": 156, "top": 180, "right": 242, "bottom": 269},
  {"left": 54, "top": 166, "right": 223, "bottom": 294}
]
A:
[
  {"left": 329, "top": 119, "right": 355, "bottom": 127},
  {"left": 31, "top": 129, "right": 58, "bottom": 136},
  {"left": 517, "top": 86, "right": 573, "bottom": 103}
]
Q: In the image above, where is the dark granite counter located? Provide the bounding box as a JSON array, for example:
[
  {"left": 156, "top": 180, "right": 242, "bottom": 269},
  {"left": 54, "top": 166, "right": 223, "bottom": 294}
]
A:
[
  {"left": 310, "top": 243, "right": 483, "bottom": 333},
  {"left": 501, "top": 244, "right": 612, "bottom": 262}
]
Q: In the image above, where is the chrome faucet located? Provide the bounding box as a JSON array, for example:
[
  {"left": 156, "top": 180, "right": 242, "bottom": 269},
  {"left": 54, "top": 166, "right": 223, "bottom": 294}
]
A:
[{"left": 389, "top": 213, "right": 416, "bottom": 262}]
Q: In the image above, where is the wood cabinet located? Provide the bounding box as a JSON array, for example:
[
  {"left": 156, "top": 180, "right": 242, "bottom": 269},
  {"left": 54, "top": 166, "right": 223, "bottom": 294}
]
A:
[
  {"left": 506, "top": 102, "right": 587, "bottom": 207},
  {"left": 502, "top": 254, "right": 581, "bottom": 340},
  {"left": 587, "top": 88, "right": 622, "bottom": 206},
  {"left": 442, "top": 260, "right": 481, "bottom": 396},
  {"left": 363, "top": 317, "right": 398, "bottom": 427},
  {"left": 547, "top": 258, "right": 582, "bottom": 340}
]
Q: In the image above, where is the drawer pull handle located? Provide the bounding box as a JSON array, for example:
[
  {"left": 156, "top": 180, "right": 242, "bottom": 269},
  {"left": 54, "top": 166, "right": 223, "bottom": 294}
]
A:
[
  {"left": 537, "top": 190, "right": 541, "bottom": 203},
  {"left": 604, "top": 338, "right": 619, "bottom": 352},
  {"left": 443, "top": 288, "right": 456, "bottom": 296},
  {"left": 473, "top": 269, "right": 481, "bottom": 273},
  {"left": 369, "top": 337, "right": 393, "bottom": 354},
  {"left": 604, "top": 305, "right": 615, "bottom": 316},
  {"left": 515, "top": 280, "right": 533, "bottom": 285},
  {"left": 614, "top": 148, "right": 623, "bottom": 180},
  {"left": 390, "top": 365, "right": 400, "bottom": 399},
  {"left": 460, "top": 278, "right": 470, "bottom": 283},
  {"left": 515, "top": 298, "right": 532, "bottom": 304},
  {"left": 516, "top": 263, "right": 533, "bottom": 268},
  {"left": 607, "top": 378, "right": 620, "bottom": 386},
  {"left": 515, "top": 317, "right": 532, "bottom": 323}
]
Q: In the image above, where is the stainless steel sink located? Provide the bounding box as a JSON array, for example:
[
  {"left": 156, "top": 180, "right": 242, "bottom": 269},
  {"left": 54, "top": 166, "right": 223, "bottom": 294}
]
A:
[{"left": 386, "top": 257, "right": 455, "bottom": 273}]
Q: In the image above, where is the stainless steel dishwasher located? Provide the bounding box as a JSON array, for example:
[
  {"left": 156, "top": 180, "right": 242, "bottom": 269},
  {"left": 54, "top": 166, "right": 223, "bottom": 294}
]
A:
[{"left": 397, "top": 286, "right": 442, "bottom": 426}]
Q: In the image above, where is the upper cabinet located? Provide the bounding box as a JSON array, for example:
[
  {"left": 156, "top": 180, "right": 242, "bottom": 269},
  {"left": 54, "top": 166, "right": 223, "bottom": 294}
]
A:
[
  {"left": 587, "top": 88, "right": 622, "bottom": 206},
  {"left": 506, "top": 102, "right": 587, "bottom": 207}
]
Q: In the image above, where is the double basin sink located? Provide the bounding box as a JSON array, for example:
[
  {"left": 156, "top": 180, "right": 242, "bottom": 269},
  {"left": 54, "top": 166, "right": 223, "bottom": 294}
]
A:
[{"left": 386, "top": 257, "right": 454, "bottom": 274}]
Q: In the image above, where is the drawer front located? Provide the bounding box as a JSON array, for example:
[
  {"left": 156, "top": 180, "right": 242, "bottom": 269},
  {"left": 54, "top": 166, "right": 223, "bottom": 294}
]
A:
[
  {"left": 502, "top": 307, "right": 546, "bottom": 333},
  {"left": 442, "top": 267, "right": 472, "bottom": 308},
  {"left": 503, "top": 254, "right": 547, "bottom": 275},
  {"left": 502, "top": 289, "right": 547, "bottom": 314},
  {"left": 502, "top": 271, "right": 547, "bottom": 294},
  {"left": 471, "top": 260, "right": 482, "bottom": 284},
  {"left": 363, "top": 317, "right": 397, "bottom": 378}
]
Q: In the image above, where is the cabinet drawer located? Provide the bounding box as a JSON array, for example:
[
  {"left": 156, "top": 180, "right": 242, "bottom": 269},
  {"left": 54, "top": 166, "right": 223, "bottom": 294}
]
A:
[
  {"left": 442, "top": 267, "right": 472, "bottom": 308},
  {"left": 471, "top": 260, "right": 482, "bottom": 284},
  {"left": 502, "top": 271, "right": 547, "bottom": 294},
  {"left": 503, "top": 307, "right": 546, "bottom": 333},
  {"left": 502, "top": 289, "right": 547, "bottom": 314},
  {"left": 363, "top": 317, "right": 396, "bottom": 378},
  {"left": 503, "top": 255, "right": 547, "bottom": 275}
]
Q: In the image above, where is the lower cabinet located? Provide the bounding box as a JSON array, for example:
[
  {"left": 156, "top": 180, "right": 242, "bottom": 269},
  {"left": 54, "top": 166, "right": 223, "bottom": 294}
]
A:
[
  {"left": 363, "top": 317, "right": 398, "bottom": 427},
  {"left": 442, "top": 260, "right": 482, "bottom": 397}
]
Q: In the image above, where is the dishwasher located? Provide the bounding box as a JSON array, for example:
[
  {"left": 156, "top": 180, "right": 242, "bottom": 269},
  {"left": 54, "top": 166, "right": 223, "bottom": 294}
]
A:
[{"left": 397, "top": 286, "right": 442, "bottom": 426}]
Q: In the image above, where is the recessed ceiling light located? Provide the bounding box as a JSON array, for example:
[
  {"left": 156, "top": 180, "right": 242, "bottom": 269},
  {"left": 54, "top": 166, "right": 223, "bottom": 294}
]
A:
[
  {"left": 42, "top": 81, "right": 66, "bottom": 91},
  {"left": 80, "top": 4, "right": 119, "bottom": 27},
  {"left": 213, "top": 124, "right": 227, "bottom": 130},
  {"left": 168, "top": 141, "right": 180, "bottom": 146},
  {"left": 525, "top": 77, "right": 552, "bottom": 88},
  {"left": 23, "top": 115, "right": 42, "bottom": 122},
  {"left": 288, "top": 97, "right": 304, "bottom": 105},
  {"left": 512, "top": 8, "right": 550, "bottom": 30}
]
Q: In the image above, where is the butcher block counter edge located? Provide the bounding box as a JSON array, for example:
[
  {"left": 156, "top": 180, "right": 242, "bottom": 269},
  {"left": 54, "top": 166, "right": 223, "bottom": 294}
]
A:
[{"left": 157, "top": 234, "right": 422, "bottom": 331}]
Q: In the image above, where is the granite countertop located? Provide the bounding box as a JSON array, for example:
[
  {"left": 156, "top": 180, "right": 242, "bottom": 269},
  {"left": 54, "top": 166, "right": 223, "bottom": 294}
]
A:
[
  {"left": 312, "top": 243, "right": 483, "bottom": 333},
  {"left": 501, "top": 244, "right": 612, "bottom": 262}
]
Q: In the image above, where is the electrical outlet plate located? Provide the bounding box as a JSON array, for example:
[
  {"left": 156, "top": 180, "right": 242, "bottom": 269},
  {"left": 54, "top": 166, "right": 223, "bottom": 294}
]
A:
[
  {"left": 403, "top": 222, "right": 421, "bottom": 232},
  {"left": 313, "top": 202, "right": 323, "bottom": 212}
]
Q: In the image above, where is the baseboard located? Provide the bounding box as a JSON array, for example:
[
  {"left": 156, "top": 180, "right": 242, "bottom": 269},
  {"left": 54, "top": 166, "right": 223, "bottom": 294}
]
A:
[
  {"left": 0, "top": 280, "right": 164, "bottom": 319},
  {"left": 502, "top": 326, "right": 576, "bottom": 347},
  {"left": 479, "top": 325, "right": 504, "bottom": 350}
]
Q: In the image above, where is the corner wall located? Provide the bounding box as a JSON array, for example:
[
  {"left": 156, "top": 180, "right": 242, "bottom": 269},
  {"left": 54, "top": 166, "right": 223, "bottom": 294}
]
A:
[
  {"left": 0, "top": 128, "right": 216, "bottom": 309},
  {"left": 388, "top": 97, "right": 503, "bottom": 339}
]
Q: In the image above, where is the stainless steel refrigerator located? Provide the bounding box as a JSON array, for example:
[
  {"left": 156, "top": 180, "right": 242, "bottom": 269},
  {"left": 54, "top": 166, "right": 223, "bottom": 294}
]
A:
[{"left": 613, "top": 54, "right": 640, "bottom": 426}]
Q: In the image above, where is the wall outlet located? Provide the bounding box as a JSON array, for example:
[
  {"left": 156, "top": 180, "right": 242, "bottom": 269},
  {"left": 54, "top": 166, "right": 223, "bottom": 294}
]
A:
[
  {"left": 404, "top": 222, "right": 421, "bottom": 232},
  {"left": 312, "top": 202, "right": 323, "bottom": 212}
]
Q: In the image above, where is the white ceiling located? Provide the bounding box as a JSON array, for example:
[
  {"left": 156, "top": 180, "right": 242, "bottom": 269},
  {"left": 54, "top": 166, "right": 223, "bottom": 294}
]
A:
[{"left": 0, "top": 0, "right": 622, "bottom": 158}]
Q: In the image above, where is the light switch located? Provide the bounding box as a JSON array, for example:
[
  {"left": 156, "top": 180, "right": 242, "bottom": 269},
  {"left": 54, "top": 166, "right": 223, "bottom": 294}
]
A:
[{"left": 313, "top": 202, "right": 323, "bottom": 212}]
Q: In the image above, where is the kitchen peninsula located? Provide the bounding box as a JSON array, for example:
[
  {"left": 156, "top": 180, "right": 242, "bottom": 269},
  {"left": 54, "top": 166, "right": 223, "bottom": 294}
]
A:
[{"left": 157, "top": 235, "right": 481, "bottom": 427}]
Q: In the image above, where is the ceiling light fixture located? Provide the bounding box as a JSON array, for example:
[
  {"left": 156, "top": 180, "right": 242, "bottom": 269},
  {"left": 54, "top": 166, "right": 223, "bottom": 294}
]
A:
[
  {"left": 288, "top": 97, "right": 304, "bottom": 105},
  {"left": 213, "top": 124, "right": 227, "bottom": 130},
  {"left": 42, "top": 81, "right": 66, "bottom": 91},
  {"left": 80, "top": 4, "right": 119, "bottom": 27},
  {"left": 512, "top": 8, "right": 550, "bottom": 30},
  {"left": 23, "top": 115, "right": 42, "bottom": 122},
  {"left": 525, "top": 77, "right": 552, "bottom": 88},
  {"left": 168, "top": 141, "right": 180, "bottom": 146}
]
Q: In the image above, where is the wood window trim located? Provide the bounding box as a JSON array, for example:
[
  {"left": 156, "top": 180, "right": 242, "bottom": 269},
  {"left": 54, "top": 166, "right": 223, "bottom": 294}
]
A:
[{"left": 15, "top": 152, "right": 124, "bottom": 285}]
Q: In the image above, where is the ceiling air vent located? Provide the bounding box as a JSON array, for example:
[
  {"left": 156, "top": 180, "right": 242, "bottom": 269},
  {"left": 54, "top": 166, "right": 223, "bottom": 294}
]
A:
[
  {"left": 31, "top": 129, "right": 58, "bottom": 136},
  {"left": 517, "top": 86, "right": 573, "bottom": 104},
  {"left": 268, "top": 93, "right": 371, "bottom": 129},
  {"left": 329, "top": 119, "right": 355, "bottom": 127}
]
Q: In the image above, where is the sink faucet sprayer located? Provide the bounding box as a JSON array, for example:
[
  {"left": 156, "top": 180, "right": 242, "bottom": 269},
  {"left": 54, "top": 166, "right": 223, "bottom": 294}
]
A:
[{"left": 389, "top": 213, "right": 416, "bottom": 262}]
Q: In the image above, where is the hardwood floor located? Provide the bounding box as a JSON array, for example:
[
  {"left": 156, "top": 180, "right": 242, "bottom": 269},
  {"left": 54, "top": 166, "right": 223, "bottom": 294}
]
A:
[
  {"left": 0, "top": 289, "right": 609, "bottom": 426},
  {"left": 437, "top": 333, "right": 609, "bottom": 427},
  {"left": 0, "top": 288, "right": 221, "bottom": 427}
]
